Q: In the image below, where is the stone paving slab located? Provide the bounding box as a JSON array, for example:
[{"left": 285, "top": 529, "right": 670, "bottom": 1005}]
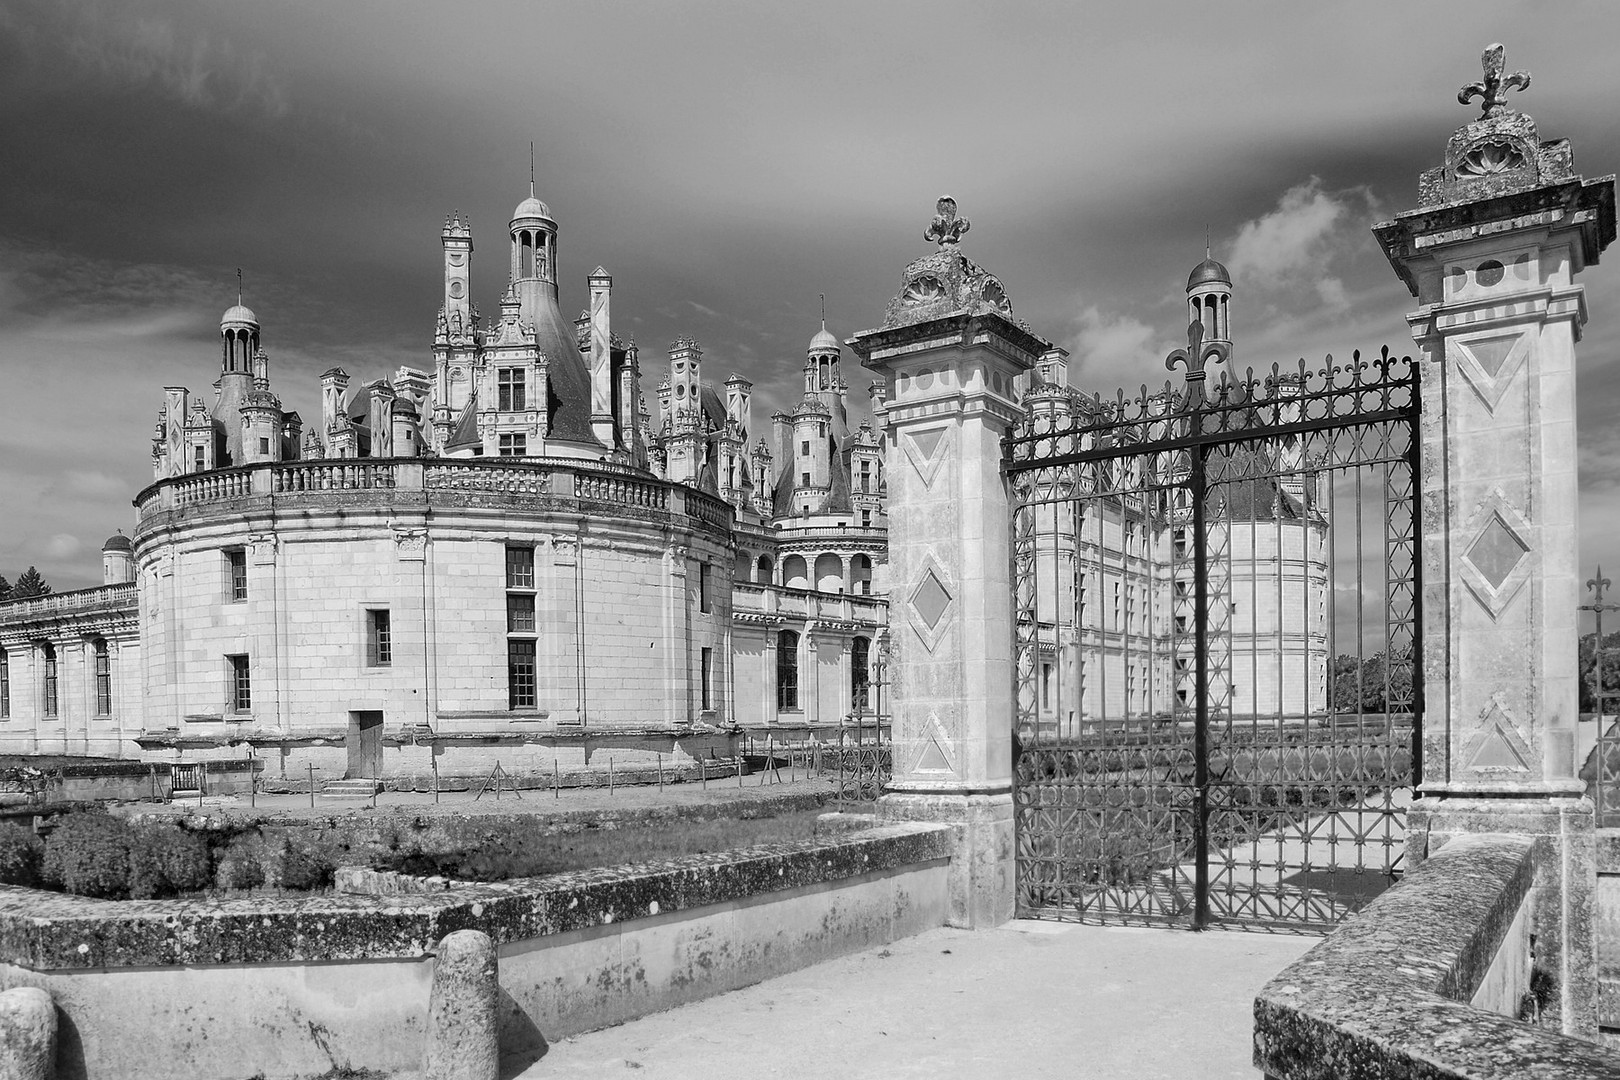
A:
[{"left": 519, "top": 920, "right": 1314, "bottom": 1079}]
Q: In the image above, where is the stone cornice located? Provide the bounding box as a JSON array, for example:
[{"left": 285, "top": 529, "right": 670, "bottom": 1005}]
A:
[{"left": 1374, "top": 175, "right": 1616, "bottom": 297}]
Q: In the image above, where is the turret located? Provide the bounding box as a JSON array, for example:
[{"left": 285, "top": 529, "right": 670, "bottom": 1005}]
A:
[
  {"left": 368, "top": 381, "right": 397, "bottom": 458},
  {"left": 509, "top": 186, "right": 558, "bottom": 325},
  {"left": 392, "top": 395, "right": 421, "bottom": 458},
  {"left": 239, "top": 390, "right": 283, "bottom": 463},
  {"left": 101, "top": 533, "right": 134, "bottom": 586},
  {"left": 441, "top": 211, "right": 474, "bottom": 337},
  {"left": 213, "top": 303, "right": 261, "bottom": 466}
]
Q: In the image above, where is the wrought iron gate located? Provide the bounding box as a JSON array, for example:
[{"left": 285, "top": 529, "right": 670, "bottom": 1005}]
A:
[{"left": 1008, "top": 325, "right": 1421, "bottom": 931}]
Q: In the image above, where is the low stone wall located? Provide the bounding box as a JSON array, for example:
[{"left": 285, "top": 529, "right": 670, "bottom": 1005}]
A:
[
  {"left": 0, "top": 821, "right": 953, "bottom": 1079},
  {"left": 1598, "top": 831, "right": 1620, "bottom": 1040},
  {"left": 1254, "top": 832, "right": 1620, "bottom": 1079}
]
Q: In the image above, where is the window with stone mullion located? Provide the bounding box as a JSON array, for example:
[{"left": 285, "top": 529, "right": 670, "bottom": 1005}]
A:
[{"left": 498, "top": 368, "right": 526, "bottom": 412}]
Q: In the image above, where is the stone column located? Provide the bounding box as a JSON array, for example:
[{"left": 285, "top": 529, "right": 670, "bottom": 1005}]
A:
[
  {"left": 1374, "top": 45, "right": 1615, "bottom": 1037},
  {"left": 850, "top": 203, "right": 1049, "bottom": 927}
]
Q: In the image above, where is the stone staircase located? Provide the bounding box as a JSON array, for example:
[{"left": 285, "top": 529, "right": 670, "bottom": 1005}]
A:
[{"left": 320, "top": 777, "right": 382, "bottom": 800}]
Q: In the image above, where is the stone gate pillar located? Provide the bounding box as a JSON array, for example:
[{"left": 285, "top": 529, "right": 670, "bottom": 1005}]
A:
[
  {"left": 849, "top": 198, "right": 1051, "bottom": 928},
  {"left": 1375, "top": 44, "right": 1615, "bottom": 1035}
]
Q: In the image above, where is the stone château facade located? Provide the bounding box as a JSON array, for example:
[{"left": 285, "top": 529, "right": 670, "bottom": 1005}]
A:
[{"left": 0, "top": 184, "right": 891, "bottom": 781}]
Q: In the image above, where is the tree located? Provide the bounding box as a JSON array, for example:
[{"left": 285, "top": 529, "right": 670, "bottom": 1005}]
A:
[
  {"left": 1579, "top": 630, "right": 1620, "bottom": 714},
  {"left": 10, "top": 567, "right": 50, "bottom": 599},
  {"left": 1328, "top": 649, "right": 1414, "bottom": 715},
  {"left": 0, "top": 574, "right": 9, "bottom": 602}
]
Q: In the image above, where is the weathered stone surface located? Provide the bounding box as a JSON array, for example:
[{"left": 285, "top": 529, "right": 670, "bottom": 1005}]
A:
[
  {"left": 0, "top": 986, "right": 55, "bottom": 1080},
  {"left": 1254, "top": 833, "right": 1620, "bottom": 1078},
  {"left": 0, "top": 821, "right": 953, "bottom": 970},
  {"left": 424, "top": 930, "right": 499, "bottom": 1080}
]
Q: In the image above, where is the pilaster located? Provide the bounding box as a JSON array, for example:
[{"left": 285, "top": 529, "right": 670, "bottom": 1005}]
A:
[
  {"left": 1374, "top": 45, "right": 1616, "bottom": 1037},
  {"left": 851, "top": 206, "right": 1048, "bottom": 927}
]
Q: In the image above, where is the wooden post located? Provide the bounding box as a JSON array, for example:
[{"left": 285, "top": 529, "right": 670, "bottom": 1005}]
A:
[
  {"left": 554, "top": 759, "right": 560, "bottom": 799},
  {"left": 308, "top": 762, "right": 315, "bottom": 808}
]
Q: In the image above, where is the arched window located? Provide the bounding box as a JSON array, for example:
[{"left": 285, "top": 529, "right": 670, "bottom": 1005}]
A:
[
  {"left": 41, "top": 643, "right": 57, "bottom": 718},
  {"left": 777, "top": 630, "right": 799, "bottom": 711},
  {"left": 851, "top": 636, "right": 871, "bottom": 714},
  {"left": 756, "top": 554, "right": 773, "bottom": 584},
  {"left": 93, "top": 638, "right": 111, "bottom": 717}
]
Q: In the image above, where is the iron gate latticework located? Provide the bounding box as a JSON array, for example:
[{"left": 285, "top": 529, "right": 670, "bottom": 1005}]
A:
[{"left": 1007, "top": 323, "right": 1421, "bottom": 931}]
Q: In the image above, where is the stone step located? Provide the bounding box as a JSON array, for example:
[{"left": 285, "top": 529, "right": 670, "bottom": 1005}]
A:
[{"left": 321, "top": 778, "right": 382, "bottom": 799}]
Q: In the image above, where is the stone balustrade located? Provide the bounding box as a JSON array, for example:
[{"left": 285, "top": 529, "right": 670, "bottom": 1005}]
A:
[
  {"left": 133, "top": 457, "right": 732, "bottom": 538},
  {"left": 0, "top": 584, "right": 137, "bottom": 621},
  {"left": 731, "top": 582, "right": 888, "bottom": 626}
]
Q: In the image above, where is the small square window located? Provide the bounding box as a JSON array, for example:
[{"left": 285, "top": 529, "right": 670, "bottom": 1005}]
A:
[
  {"left": 259, "top": 437, "right": 271, "bottom": 455},
  {"left": 506, "top": 546, "right": 535, "bottom": 589},
  {"left": 507, "top": 594, "right": 536, "bottom": 634},
  {"left": 498, "top": 433, "right": 527, "bottom": 457}
]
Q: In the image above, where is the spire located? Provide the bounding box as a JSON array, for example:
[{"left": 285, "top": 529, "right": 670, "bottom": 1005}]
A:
[
  {"left": 236, "top": 267, "right": 243, "bottom": 306},
  {"left": 820, "top": 293, "right": 826, "bottom": 331},
  {"left": 1205, "top": 226, "right": 1210, "bottom": 261},
  {"left": 529, "top": 141, "right": 536, "bottom": 198}
]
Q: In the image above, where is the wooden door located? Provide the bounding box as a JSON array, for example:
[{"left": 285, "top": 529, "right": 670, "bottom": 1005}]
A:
[{"left": 347, "top": 711, "right": 385, "bottom": 778}]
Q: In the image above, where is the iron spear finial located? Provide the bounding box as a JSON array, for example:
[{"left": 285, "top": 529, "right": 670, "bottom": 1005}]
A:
[{"left": 1458, "top": 43, "right": 1530, "bottom": 119}]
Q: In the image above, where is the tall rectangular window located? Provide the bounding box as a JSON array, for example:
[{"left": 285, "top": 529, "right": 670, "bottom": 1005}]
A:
[
  {"left": 42, "top": 645, "right": 57, "bottom": 718},
  {"left": 497, "top": 368, "right": 526, "bottom": 411},
  {"left": 366, "top": 609, "right": 392, "bottom": 667},
  {"left": 0, "top": 648, "right": 9, "bottom": 719},
  {"left": 801, "top": 441, "right": 810, "bottom": 456},
  {"left": 776, "top": 630, "right": 799, "bottom": 711},
  {"left": 506, "top": 546, "right": 535, "bottom": 589},
  {"left": 94, "top": 640, "right": 112, "bottom": 716},
  {"left": 508, "top": 640, "right": 537, "bottom": 709},
  {"left": 226, "top": 549, "right": 247, "bottom": 602},
  {"left": 698, "top": 562, "right": 711, "bottom": 614},
  {"left": 193, "top": 445, "right": 206, "bottom": 472},
  {"left": 507, "top": 594, "right": 535, "bottom": 633},
  {"left": 701, "top": 647, "right": 713, "bottom": 711},
  {"left": 860, "top": 462, "right": 871, "bottom": 493},
  {"left": 498, "top": 433, "right": 527, "bottom": 457},
  {"left": 228, "top": 654, "right": 251, "bottom": 713}
]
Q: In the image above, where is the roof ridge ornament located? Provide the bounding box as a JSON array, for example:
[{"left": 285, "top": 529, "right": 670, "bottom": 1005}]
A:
[
  {"left": 924, "top": 196, "right": 970, "bottom": 247},
  {"left": 1458, "top": 43, "right": 1530, "bottom": 119}
]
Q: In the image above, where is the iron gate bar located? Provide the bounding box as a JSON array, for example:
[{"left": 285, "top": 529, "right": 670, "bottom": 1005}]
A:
[{"left": 1007, "top": 324, "right": 1421, "bottom": 931}]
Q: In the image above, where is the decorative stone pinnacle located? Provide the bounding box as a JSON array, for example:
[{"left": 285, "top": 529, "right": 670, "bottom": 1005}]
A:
[
  {"left": 924, "top": 196, "right": 970, "bottom": 247},
  {"left": 1457, "top": 43, "right": 1530, "bottom": 119}
]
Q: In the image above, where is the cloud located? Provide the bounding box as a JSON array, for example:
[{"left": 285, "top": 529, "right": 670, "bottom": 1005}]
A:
[
  {"left": 46, "top": 534, "right": 82, "bottom": 560},
  {"left": 1228, "top": 178, "right": 1349, "bottom": 285},
  {"left": 65, "top": 11, "right": 291, "bottom": 117},
  {"left": 1067, "top": 306, "right": 1170, "bottom": 395}
]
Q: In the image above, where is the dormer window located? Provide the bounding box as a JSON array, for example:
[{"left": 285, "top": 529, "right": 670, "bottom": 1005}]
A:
[{"left": 498, "top": 368, "right": 526, "bottom": 411}]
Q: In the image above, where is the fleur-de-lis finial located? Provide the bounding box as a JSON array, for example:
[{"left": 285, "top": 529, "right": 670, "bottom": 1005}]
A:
[
  {"left": 1166, "top": 318, "right": 1231, "bottom": 408},
  {"left": 1458, "top": 43, "right": 1530, "bottom": 118},
  {"left": 1586, "top": 566, "right": 1613, "bottom": 610},
  {"left": 924, "top": 196, "right": 970, "bottom": 247}
]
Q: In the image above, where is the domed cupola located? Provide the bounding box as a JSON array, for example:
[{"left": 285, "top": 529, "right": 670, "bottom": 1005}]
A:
[
  {"left": 1186, "top": 251, "right": 1232, "bottom": 348},
  {"left": 221, "top": 302, "right": 260, "bottom": 375}
]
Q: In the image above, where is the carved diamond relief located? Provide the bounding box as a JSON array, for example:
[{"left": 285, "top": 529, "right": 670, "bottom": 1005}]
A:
[
  {"left": 911, "top": 570, "right": 951, "bottom": 630},
  {"left": 1463, "top": 697, "right": 1534, "bottom": 775},
  {"left": 906, "top": 556, "right": 957, "bottom": 653},
  {"left": 1466, "top": 515, "right": 1527, "bottom": 589},
  {"left": 1458, "top": 491, "right": 1534, "bottom": 620}
]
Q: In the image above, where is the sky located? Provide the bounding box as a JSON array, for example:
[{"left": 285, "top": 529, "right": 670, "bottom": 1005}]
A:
[{"left": 3, "top": 1, "right": 1620, "bottom": 596}]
